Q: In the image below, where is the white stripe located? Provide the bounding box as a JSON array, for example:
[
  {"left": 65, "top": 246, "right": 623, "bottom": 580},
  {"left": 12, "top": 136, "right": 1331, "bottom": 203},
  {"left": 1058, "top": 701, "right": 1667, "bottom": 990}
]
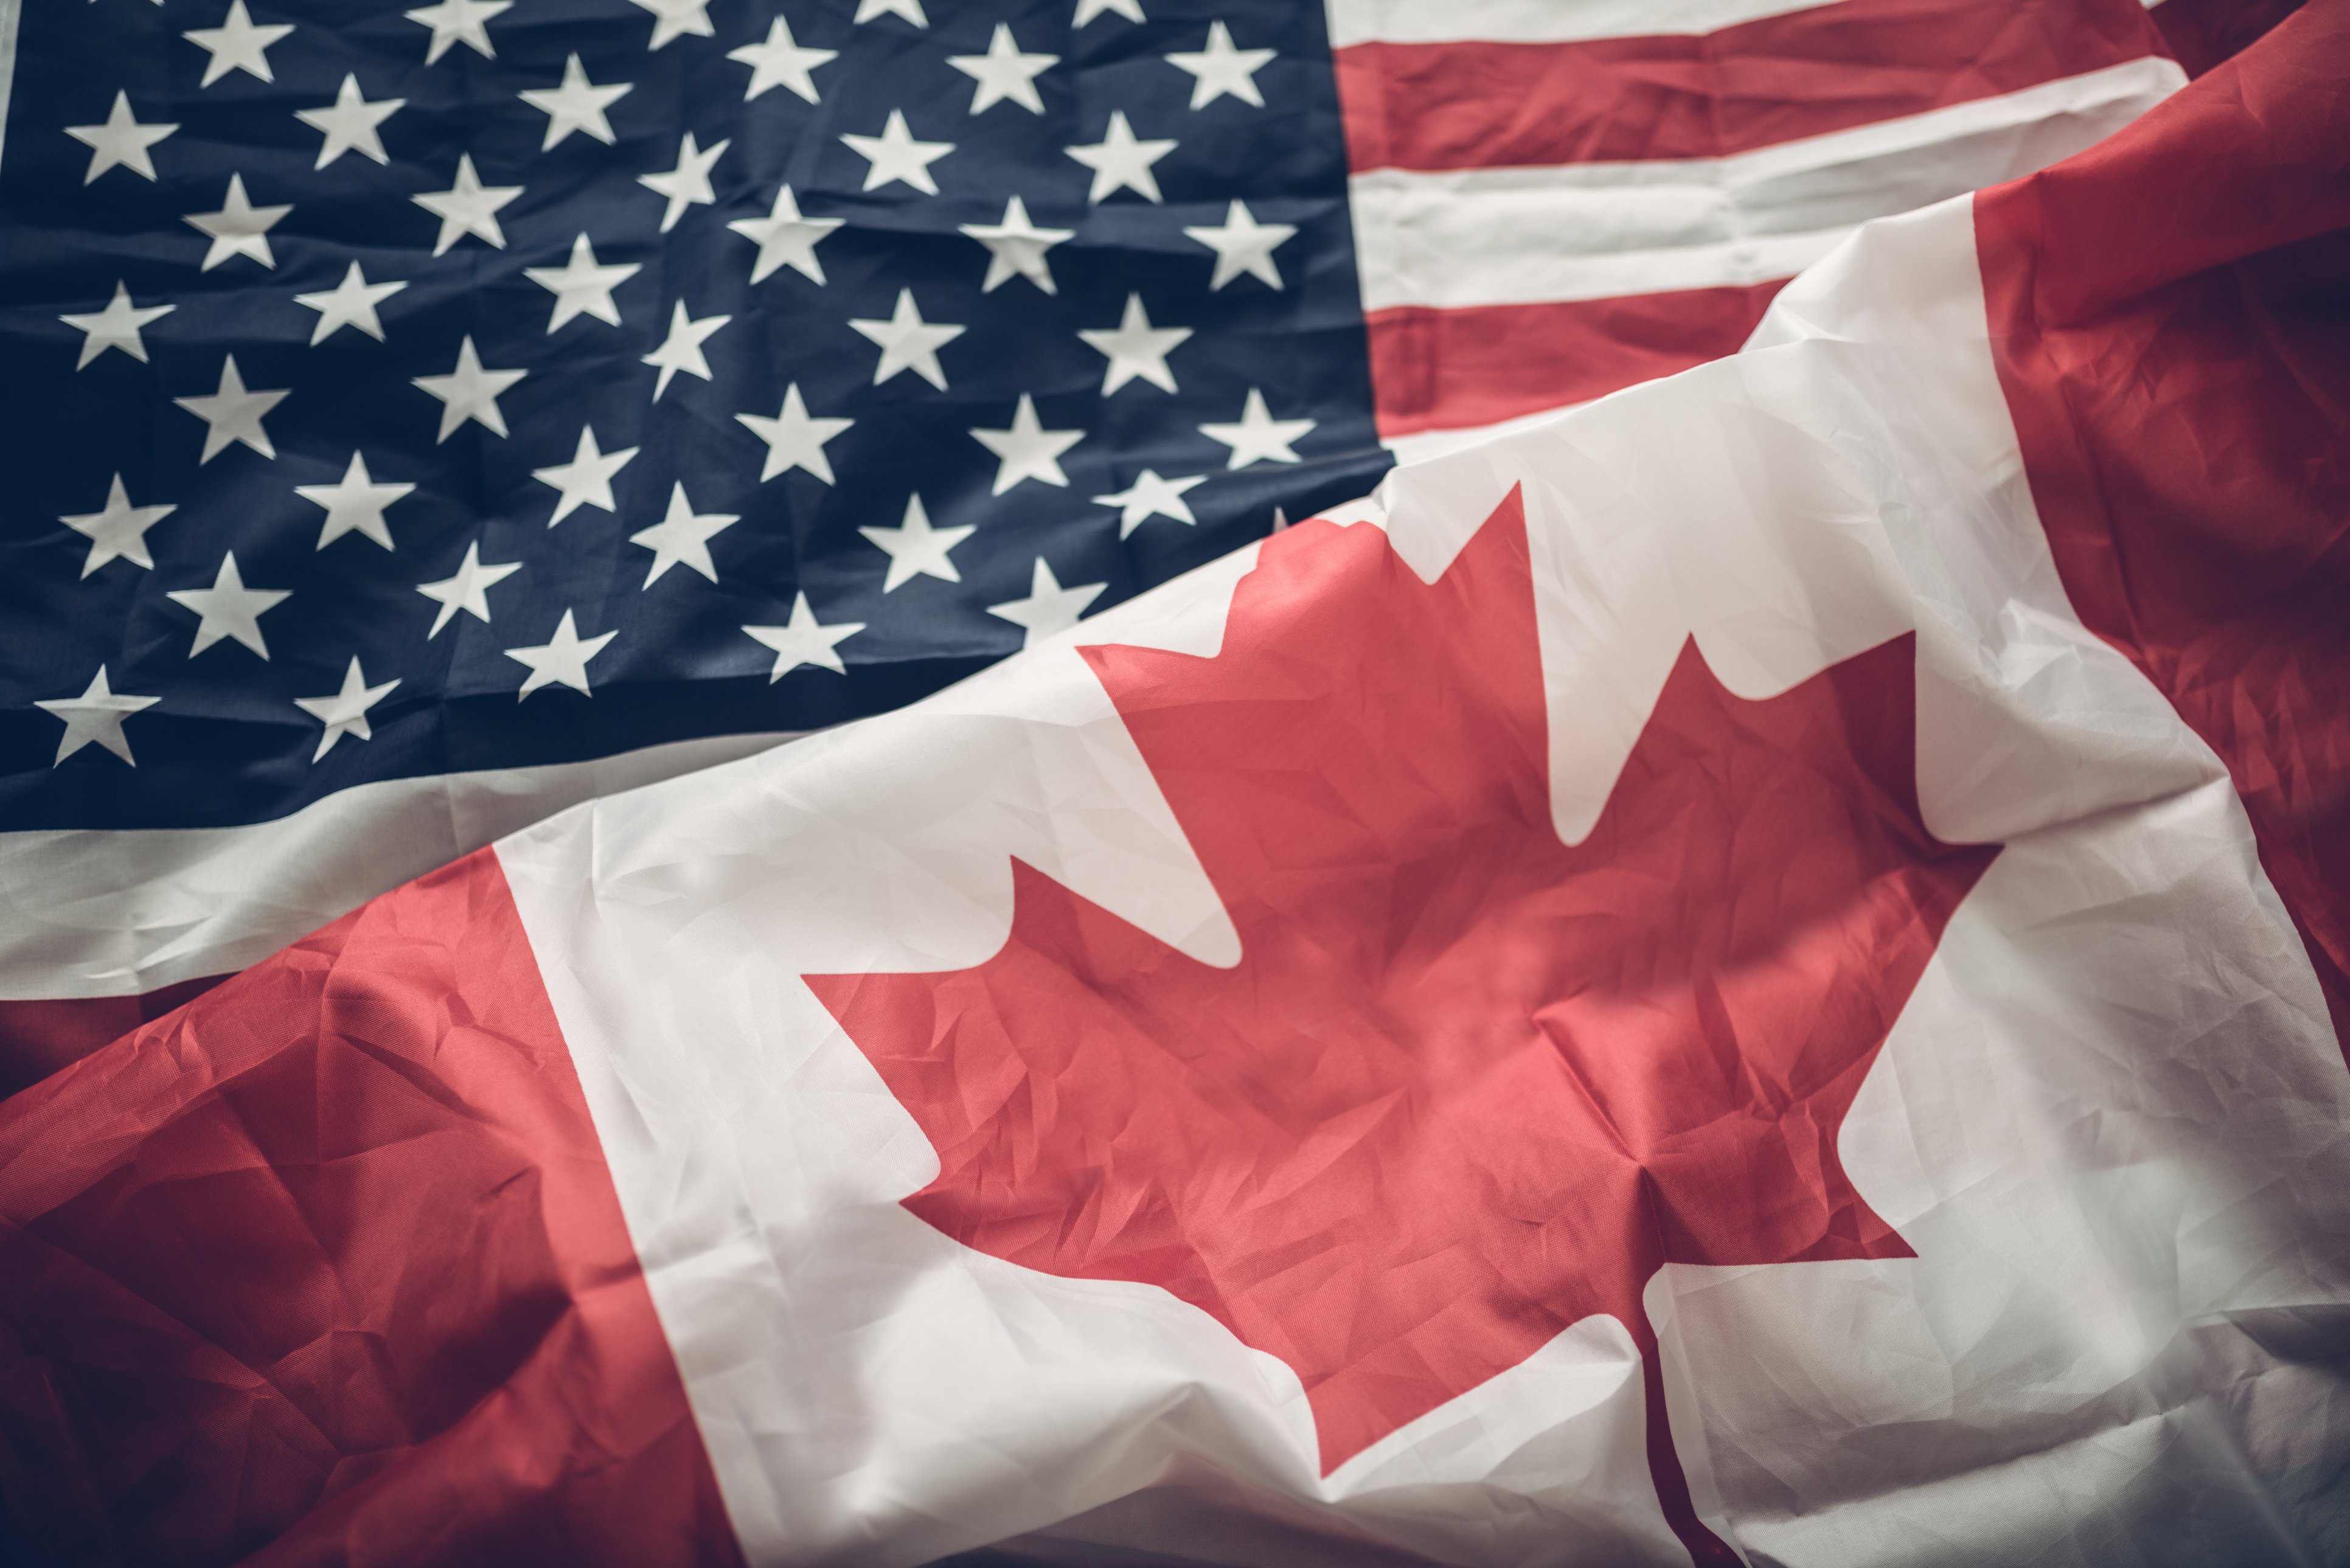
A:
[
  {"left": 0, "top": 730, "right": 790, "bottom": 1000},
  {"left": 0, "top": 0, "right": 21, "bottom": 173},
  {"left": 1325, "top": 0, "right": 1838, "bottom": 49},
  {"left": 1350, "top": 57, "right": 2181, "bottom": 313}
]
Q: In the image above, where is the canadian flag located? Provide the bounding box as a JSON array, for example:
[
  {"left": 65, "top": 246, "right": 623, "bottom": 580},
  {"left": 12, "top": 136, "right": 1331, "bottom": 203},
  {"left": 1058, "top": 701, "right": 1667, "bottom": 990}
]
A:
[{"left": 5, "top": 12, "right": 2346, "bottom": 1567}]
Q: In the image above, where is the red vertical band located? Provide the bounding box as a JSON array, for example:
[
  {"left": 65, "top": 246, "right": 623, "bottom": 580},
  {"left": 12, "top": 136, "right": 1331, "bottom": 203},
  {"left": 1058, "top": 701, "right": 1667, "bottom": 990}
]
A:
[
  {"left": 0, "top": 976, "right": 226, "bottom": 1101},
  {"left": 0, "top": 849, "right": 742, "bottom": 1568},
  {"left": 1977, "top": 4, "right": 2350, "bottom": 1053}
]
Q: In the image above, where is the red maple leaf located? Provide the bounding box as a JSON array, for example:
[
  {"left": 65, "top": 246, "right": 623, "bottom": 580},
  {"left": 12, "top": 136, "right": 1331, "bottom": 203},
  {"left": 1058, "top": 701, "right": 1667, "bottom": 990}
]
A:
[{"left": 807, "top": 492, "right": 1997, "bottom": 1562}]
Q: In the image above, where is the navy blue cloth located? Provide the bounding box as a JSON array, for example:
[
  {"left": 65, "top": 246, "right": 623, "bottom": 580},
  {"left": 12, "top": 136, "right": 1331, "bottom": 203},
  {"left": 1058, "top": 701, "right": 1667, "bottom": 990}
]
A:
[{"left": 0, "top": 0, "right": 1386, "bottom": 830}]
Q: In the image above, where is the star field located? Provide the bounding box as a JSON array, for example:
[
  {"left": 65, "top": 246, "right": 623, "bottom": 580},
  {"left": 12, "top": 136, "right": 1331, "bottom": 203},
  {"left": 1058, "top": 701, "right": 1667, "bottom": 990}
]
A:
[{"left": 0, "top": 0, "right": 1386, "bottom": 830}]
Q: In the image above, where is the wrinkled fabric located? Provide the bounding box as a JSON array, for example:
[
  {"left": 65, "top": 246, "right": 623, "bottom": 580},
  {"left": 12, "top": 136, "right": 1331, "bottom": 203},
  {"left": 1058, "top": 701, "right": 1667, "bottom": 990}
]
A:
[
  {"left": 3, "top": 10, "right": 2346, "bottom": 1568},
  {"left": 1978, "top": 0, "right": 2350, "bottom": 1054},
  {"left": 487, "top": 15, "right": 2350, "bottom": 1558},
  {"left": 810, "top": 498, "right": 1992, "bottom": 1564},
  {"left": 0, "top": 852, "right": 740, "bottom": 1568}
]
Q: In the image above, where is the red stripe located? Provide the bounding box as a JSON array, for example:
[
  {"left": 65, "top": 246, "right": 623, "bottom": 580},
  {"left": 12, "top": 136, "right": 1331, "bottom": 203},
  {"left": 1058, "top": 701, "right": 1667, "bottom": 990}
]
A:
[
  {"left": 1335, "top": 0, "right": 2164, "bottom": 173},
  {"left": 1977, "top": 4, "right": 2350, "bottom": 1052},
  {"left": 0, "top": 849, "right": 743, "bottom": 1566},
  {"left": 0, "top": 976, "right": 226, "bottom": 1100},
  {"left": 1366, "top": 284, "right": 1784, "bottom": 437}
]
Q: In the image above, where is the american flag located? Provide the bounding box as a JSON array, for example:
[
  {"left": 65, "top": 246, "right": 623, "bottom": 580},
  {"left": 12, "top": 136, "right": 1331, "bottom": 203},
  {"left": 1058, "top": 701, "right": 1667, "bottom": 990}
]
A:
[{"left": 0, "top": 0, "right": 2178, "bottom": 1068}]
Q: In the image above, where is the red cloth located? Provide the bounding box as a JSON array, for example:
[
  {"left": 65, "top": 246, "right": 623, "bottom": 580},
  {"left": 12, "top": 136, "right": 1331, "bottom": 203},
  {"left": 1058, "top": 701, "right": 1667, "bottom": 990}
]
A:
[
  {"left": 1978, "top": 0, "right": 2350, "bottom": 1053},
  {"left": 0, "top": 852, "right": 738, "bottom": 1568}
]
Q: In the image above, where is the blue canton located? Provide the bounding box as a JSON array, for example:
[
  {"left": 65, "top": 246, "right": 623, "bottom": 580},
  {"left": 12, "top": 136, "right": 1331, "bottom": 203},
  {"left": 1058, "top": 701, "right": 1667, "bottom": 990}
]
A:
[{"left": 0, "top": 0, "right": 1388, "bottom": 830}]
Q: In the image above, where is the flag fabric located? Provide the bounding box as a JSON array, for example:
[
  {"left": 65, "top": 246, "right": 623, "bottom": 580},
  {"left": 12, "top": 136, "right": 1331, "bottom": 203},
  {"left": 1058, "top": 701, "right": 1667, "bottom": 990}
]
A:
[
  {"left": 0, "top": 0, "right": 2186, "bottom": 1092},
  {"left": 1331, "top": 0, "right": 2181, "bottom": 457},
  {"left": 5, "top": 6, "right": 2346, "bottom": 1564}
]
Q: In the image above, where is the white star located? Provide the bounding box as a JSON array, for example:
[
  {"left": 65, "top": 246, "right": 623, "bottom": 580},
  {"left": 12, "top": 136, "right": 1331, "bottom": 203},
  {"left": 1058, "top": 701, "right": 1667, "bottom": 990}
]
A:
[
  {"left": 631, "top": 0, "right": 712, "bottom": 49},
  {"left": 849, "top": 288, "right": 963, "bottom": 390},
  {"left": 728, "top": 185, "right": 842, "bottom": 284},
  {"left": 972, "top": 394, "right": 1082, "bottom": 494},
  {"left": 405, "top": 0, "right": 509, "bottom": 64},
  {"left": 641, "top": 300, "right": 730, "bottom": 400},
  {"left": 1074, "top": 0, "right": 1144, "bottom": 24},
  {"left": 1184, "top": 198, "right": 1295, "bottom": 290},
  {"left": 526, "top": 233, "right": 639, "bottom": 331},
  {"left": 1270, "top": 504, "right": 1290, "bottom": 532},
  {"left": 184, "top": 173, "right": 290, "bottom": 271},
  {"left": 1080, "top": 293, "right": 1191, "bottom": 394},
  {"left": 744, "top": 594, "right": 864, "bottom": 679},
  {"left": 173, "top": 355, "right": 287, "bottom": 462},
  {"left": 167, "top": 552, "right": 289, "bottom": 657},
  {"left": 949, "top": 24, "right": 1055, "bottom": 115},
  {"left": 1066, "top": 110, "right": 1175, "bottom": 203},
  {"left": 295, "top": 657, "right": 401, "bottom": 761},
  {"left": 37, "top": 667, "right": 159, "bottom": 767},
  {"left": 960, "top": 195, "right": 1071, "bottom": 294},
  {"left": 412, "top": 335, "right": 526, "bottom": 441},
  {"left": 416, "top": 540, "right": 521, "bottom": 636},
  {"left": 1093, "top": 468, "right": 1205, "bottom": 538},
  {"left": 854, "top": 0, "right": 926, "bottom": 24},
  {"left": 861, "top": 493, "right": 971, "bottom": 591},
  {"left": 413, "top": 153, "right": 521, "bottom": 255},
  {"left": 533, "top": 425, "right": 637, "bottom": 524},
  {"left": 182, "top": 0, "right": 293, "bottom": 87},
  {"left": 66, "top": 92, "right": 178, "bottom": 184},
  {"left": 296, "top": 451, "right": 413, "bottom": 549},
  {"left": 988, "top": 557, "right": 1107, "bottom": 648},
  {"left": 1201, "top": 386, "right": 1315, "bottom": 468},
  {"left": 729, "top": 16, "right": 835, "bottom": 103},
  {"left": 60, "top": 474, "right": 176, "bottom": 577},
  {"left": 639, "top": 131, "right": 728, "bottom": 232},
  {"left": 520, "top": 54, "right": 629, "bottom": 149},
  {"left": 296, "top": 74, "right": 404, "bottom": 168},
  {"left": 60, "top": 281, "right": 173, "bottom": 369},
  {"left": 629, "top": 482, "right": 739, "bottom": 586},
  {"left": 841, "top": 109, "right": 951, "bottom": 195},
  {"left": 737, "top": 384, "right": 852, "bottom": 482},
  {"left": 506, "top": 609, "right": 616, "bottom": 698},
  {"left": 293, "top": 260, "right": 407, "bottom": 344},
  {"left": 1166, "top": 19, "right": 1273, "bottom": 108}
]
